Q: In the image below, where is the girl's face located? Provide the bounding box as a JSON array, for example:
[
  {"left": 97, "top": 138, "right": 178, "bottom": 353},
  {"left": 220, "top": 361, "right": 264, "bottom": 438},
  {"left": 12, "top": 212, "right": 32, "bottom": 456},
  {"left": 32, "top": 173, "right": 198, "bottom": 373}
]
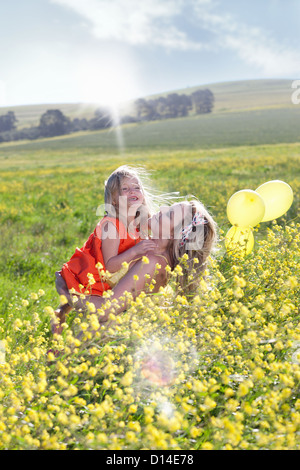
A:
[
  {"left": 117, "top": 176, "right": 144, "bottom": 213},
  {"left": 121, "top": 176, "right": 144, "bottom": 204}
]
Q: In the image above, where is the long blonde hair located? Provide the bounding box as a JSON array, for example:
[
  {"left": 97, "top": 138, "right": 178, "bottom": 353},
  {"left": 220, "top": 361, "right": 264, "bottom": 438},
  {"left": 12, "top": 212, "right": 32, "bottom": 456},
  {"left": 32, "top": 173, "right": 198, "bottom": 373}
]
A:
[
  {"left": 168, "top": 199, "right": 218, "bottom": 293},
  {"left": 104, "top": 165, "right": 179, "bottom": 235}
]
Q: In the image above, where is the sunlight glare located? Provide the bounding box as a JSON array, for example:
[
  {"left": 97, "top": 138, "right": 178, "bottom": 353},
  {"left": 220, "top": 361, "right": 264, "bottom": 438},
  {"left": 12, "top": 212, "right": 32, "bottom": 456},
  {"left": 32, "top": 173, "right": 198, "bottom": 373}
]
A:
[{"left": 77, "top": 54, "right": 141, "bottom": 109}]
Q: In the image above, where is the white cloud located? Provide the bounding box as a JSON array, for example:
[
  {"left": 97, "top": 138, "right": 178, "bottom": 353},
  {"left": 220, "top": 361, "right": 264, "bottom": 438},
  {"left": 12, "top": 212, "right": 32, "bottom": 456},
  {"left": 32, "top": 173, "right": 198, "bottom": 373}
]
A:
[
  {"left": 223, "top": 33, "right": 300, "bottom": 76},
  {"left": 51, "top": 0, "right": 300, "bottom": 76},
  {"left": 196, "top": 8, "right": 300, "bottom": 77},
  {"left": 50, "top": 0, "right": 206, "bottom": 50}
]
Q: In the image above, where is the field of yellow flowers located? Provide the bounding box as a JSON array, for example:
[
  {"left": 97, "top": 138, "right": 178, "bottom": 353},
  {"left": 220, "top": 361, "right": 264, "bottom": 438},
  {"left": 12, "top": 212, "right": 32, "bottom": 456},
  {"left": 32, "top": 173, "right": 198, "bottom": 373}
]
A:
[{"left": 0, "top": 141, "right": 299, "bottom": 449}]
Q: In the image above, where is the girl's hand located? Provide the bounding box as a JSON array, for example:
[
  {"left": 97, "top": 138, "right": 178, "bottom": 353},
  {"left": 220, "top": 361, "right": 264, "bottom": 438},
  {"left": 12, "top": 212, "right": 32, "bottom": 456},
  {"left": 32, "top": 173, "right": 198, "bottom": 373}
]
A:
[{"left": 134, "top": 239, "right": 158, "bottom": 257}]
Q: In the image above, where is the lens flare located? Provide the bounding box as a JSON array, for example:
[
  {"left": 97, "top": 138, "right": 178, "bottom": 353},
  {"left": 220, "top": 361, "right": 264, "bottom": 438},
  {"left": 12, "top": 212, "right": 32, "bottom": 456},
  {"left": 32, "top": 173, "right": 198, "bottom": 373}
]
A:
[{"left": 140, "top": 350, "right": 176, "bottom": 387}]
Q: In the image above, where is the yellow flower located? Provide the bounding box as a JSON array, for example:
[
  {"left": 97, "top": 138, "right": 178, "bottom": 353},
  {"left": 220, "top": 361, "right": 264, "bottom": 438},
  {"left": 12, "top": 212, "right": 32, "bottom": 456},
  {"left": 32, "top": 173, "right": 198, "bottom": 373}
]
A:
[
  {"left": 57, "top": 412, "right": 69, "bottom": 425},
  {"left": 190, "top": 427, "right": 202, "bottom": 438},
  {"left": 13, "top": 319, "right": 23, "bottom": 330},
  {"left": 63, "top": 385, "right": 78, "bottom": 397},
  {"left": 96, "top": 433, "right": 108, "bottom": 444},
  {"left": 201, "top": 442, "right": 214, "bottom": 450},
  {"left": 86, "top": 302, "right": 96, "bottom": 313},
  {"left": 128, "top": 404, "right": 138, "bottom": 414},
  {"left": 125, "top": 431, "right": 138, "bottom": 443},
  {"left": 174, "top": 265, "right": 183, "bottom": 276},
  {"left": 59, "top": 295, "right": 68, "bottom": 305},
  {"left": 238, "top": 382, "right": 249, "bottom": 397},
  {"left": 44, "top": 306, "right": 55, "bottom": 315},
  {"left": 252, "top": 367, "right": 265, "bottom": 380},
  {"left": 121, "top": 371, "right": 133, "bottom": 387},
  {"left": 88, "top": 367, "right": 97, "bottom": 377},
  {"left": 128, "top": 421, "right": 141, "bottom": 433},
  {"left": 87, "top": 273, "right": 96, "bottom": 285},
  {"left": 201, "top": 397, "right": 216, "bottom": 412},
  {"left": 286, "top": 276, "right": 298, "bottom": 289}
]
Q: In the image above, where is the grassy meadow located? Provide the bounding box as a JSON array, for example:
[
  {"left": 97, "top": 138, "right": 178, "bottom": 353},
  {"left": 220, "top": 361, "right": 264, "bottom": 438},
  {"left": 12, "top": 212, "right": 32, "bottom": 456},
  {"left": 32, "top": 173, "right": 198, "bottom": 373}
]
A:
[{"left": 0, "top": 79, "right": 300, "bottom": 450}]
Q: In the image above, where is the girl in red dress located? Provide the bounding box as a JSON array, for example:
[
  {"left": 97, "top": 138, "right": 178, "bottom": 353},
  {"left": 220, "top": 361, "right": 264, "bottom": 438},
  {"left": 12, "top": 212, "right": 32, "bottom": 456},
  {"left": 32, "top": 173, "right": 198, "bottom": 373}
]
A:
[{"left": 52, "top": 165, "right": 159, "bottom": 335}]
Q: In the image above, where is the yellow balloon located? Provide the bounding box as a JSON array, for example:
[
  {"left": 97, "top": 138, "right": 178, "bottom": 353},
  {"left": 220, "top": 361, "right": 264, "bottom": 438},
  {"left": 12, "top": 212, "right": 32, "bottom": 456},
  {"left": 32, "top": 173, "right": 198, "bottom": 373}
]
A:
[
  {"left": 256, "top": 180, "right": 293, "bottom": 222},
  {"left": 225, "top": 226, "right": 254, "bottom": 256},
  {"left": 227, "top": 189, "right": 265, "bottom": 228}
]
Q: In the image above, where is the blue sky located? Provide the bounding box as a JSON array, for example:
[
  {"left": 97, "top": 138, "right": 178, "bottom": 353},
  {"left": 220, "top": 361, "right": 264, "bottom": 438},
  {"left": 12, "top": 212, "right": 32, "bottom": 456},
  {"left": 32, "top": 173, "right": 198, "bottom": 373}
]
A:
[{"left": 1, "top": 0, "right": 300, "bottom": 107}]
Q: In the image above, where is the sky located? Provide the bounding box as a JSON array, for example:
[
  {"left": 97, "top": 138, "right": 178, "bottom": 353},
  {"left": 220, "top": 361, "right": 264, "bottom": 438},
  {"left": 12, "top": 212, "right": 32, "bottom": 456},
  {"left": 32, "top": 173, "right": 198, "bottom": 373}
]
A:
[{"left": 1, "top": 0, "right": 300, "bottom": 108}]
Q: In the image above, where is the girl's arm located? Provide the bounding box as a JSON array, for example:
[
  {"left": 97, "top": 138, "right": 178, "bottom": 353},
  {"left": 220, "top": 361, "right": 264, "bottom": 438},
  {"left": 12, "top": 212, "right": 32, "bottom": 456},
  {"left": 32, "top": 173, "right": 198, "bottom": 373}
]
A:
[{"left": 101, "top": 221, "right": 158, "bottom": 274}]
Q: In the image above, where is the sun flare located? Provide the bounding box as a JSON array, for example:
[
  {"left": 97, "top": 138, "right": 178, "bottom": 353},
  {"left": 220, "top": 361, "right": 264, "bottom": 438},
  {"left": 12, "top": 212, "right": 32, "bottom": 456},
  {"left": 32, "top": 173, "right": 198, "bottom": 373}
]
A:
[{"left": 77, "top": 54, "right": 141, "bottom": 109}]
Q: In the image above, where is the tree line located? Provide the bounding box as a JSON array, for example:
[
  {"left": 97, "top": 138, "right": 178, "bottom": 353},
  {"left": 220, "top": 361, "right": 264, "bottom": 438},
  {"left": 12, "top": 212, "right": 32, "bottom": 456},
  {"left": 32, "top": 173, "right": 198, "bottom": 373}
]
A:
[
  {"left": 0, "top": 108, "right": 113, "bottom": 143},
  {"left": 134, "top": 89, "right": 214, "bottom": 121},
  {"left": 0, "top": 88, "right": 214, "bottom": 143}
]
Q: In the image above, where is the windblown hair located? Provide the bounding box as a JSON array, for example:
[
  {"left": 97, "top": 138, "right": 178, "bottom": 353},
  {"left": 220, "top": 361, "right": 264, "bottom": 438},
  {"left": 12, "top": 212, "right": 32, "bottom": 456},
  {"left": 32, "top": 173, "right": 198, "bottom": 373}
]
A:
[
  {"left": 104, "top": 165, "right": 179, "bottom": 236},
  {"left": 167, "top": 199, "right": 218, "bottom": 294}
]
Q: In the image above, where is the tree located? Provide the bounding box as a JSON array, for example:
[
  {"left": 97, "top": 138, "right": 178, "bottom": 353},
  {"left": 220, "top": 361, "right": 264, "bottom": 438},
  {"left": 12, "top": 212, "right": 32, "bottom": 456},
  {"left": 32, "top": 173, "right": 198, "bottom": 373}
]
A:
[
  {"left": 165, "top": 93, "right": 192, "bottom": 118},
  {"left": 191, "top": 89, "right": 214, "bottom": 114},
  {"left": 70, "top": 118, "right": 89, "bottom": 133},
  {"left": 134, "top": 98, "right": 158, "bottom": 121},
  {"left": 176, "top": 94, "right": 193, "bottom": 117},
  {"left": 155, "top": 97, "right": 168, "bottom": 118},
  {"left": 39, "top": 109, "right": 71, "bottom": 137},
  {"left": 0, "top": 111, "right": 17, "bottom": 132},
  {"left": 153, "top": 95, "right": 178, "bottom": 119},
  {"left": 88, "top": 108, "right": 112, "bottom": 130},
  {"left": 135, "top": 93, "right": 193, "bottom": 121}
]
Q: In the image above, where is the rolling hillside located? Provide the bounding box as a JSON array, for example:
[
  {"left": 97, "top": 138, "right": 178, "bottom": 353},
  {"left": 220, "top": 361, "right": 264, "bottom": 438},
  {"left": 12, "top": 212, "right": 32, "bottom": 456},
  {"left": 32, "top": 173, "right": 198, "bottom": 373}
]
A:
[
  {"left": 0, "top": 79, "right": 296, "bottom": 128},
  {"left": 0, "top": 79, "right": 299, "bottom": 151},
  {"left": 145, "top": 78, "right": 296, "bottom": 112}
]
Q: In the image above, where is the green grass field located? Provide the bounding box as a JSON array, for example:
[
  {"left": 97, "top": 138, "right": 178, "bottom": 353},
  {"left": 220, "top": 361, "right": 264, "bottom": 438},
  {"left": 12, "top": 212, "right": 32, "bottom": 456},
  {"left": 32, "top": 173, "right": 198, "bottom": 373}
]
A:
[
  {"left": 0, "top": 141, "right": 299, "bottom": 304},
  {"left": 1, "top": 107, "right": 300, "bottom": 154},
  {"left": 0, "top": 79, "right": 300, "bottom": 449}
]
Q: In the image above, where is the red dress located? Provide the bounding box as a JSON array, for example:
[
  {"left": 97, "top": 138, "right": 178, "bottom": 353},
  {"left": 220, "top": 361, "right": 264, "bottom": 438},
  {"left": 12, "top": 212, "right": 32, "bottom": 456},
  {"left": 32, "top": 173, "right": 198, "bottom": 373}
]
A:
[{"left": 60, "top": 216, "right": 140, "bottom": 296}]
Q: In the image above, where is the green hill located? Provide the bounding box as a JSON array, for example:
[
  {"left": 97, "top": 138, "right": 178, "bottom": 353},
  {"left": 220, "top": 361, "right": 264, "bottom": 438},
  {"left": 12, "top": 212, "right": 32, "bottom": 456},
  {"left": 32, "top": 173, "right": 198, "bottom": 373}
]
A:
[
  {"left": 0, "top": 78, "right": 295, "bottom": 127},
  {"left": 144, "top": 78, "right": 295, "bottom": 113},
  {"left": 198, "top": 78, "right": 295, "bottom": 112},
  {"left": 0, "top": 79, "right": 298, "bottom": 151},
  {"left": 0, "top": 102, "right": 97, "bottom": 129}
]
